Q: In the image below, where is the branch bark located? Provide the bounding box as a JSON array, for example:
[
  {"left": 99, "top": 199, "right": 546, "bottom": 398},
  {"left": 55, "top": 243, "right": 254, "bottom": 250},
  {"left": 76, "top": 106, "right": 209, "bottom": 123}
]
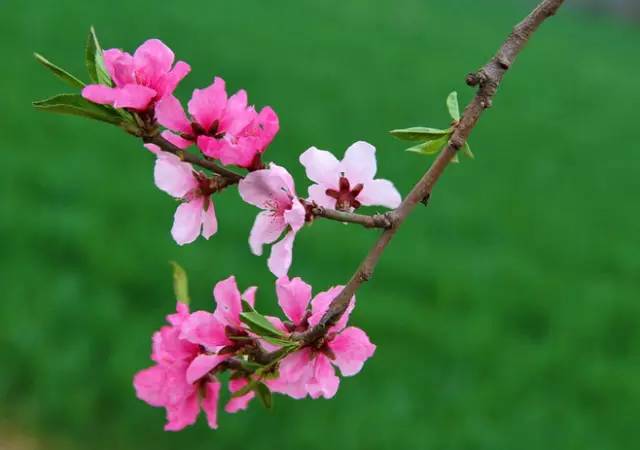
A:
[
  {"left": 295, "top": 0, "right": 566, "bottom": 345},
  {"left": 310, "top": 206, "right": 394, "bottom": 229}
]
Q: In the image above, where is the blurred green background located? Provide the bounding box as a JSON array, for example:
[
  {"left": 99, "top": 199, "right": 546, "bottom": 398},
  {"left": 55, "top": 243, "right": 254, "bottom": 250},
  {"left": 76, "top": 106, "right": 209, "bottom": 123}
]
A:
[{"left": 1, "top": 0, "right": 639, "bottom": 448}]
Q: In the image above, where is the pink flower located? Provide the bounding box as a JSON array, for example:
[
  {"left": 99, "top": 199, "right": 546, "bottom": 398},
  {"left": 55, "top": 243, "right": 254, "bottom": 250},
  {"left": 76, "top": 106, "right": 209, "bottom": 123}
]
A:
[
  {"left": 267, "top": 277, "right": 376, "bottom": 399},
  {"left": 155, "top": 77, "right": 279, "bottom": 168},
  {"left": 300, "top": 141, "right": 401, "bottom": 211},
  {"left": 133, "top": 302, "right": 229, "bottom": 431},
  {"left": 238, "top": 164, "right": 306, "bottom": 277},
  {"left": 148, "top": 145, "right": 217, "bottom": 245},
  {"left": 82, "top": 39, "right": 190, "bottom": 111}
]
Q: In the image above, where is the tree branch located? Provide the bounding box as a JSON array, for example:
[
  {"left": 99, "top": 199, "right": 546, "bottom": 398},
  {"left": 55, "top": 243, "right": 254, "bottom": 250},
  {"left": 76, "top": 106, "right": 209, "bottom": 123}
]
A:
[
  {"left": 295, "top": 0, "right": 566, "bottom": 346},
  {"left": 310, "top": 206, "right": 394, "bottom": 229}
]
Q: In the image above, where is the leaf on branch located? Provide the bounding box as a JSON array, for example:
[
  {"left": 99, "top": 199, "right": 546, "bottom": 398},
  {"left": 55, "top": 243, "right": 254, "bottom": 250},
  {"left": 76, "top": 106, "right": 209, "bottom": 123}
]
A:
[
  {"left": 447, "top": 91, "right": 460, "bottom": 121},
  {"left": 255, "top": 382, "right": 273, "bottom": 409},
  {"left": 169, "top": 261, "right": 190, "bottom": 305},
  {"left": 240, "top": 303, "right": 287, "bottom": 339},
  {"left": 85, "top": 26, "right": 112, "bottom": 86},
  {"left": 389, "top": 127, "right": 452, "bottom": 141},
  {"left": 33, "top": 53, "right": 85, "bottom": 89},
  {"left": 462, "top": 141, "right": 474, "bottom": 159},
  {"left": 32, "top": 94, "right": 123, "bottom": 125},
  {"left": 406, "top": 134, "right": 450, "bottom": 155}
]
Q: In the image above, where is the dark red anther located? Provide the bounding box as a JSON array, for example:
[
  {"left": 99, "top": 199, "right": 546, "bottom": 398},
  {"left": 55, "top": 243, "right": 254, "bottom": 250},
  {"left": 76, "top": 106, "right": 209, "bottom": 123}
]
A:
[{"left": 325, "top": 176, "right": 363, "bottom": 211}]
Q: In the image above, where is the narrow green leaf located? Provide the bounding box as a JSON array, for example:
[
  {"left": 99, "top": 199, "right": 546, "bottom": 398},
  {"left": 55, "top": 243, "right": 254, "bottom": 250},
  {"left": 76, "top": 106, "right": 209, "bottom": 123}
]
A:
[
  {"left": 169, "top": 261, "right": 190, "bottom": 305},
  {"left": 451, "top": 153, "right": 460, "bottom": 164},
  {"left": 34, "top": 53, "right": 85, "bottom": 89},
  {"left": 261, "top": 335, "right": 298, "bottom": 348},
  {"left": 255, "top": 383, "right": 273, "bottom": 409},
  {"left": 390, "top": 127, "right": 452, "bottom": 141},
  {"left": 33, "top": 94, "right": 122, "bottom": 125},
  {"left": 446, "top": 91, "right": 460, "bottom": 121},
  {"left": 85, "top": 26, "right": 112, "bottom": 85},
  {"left": 240, "top": 310, "right": 286, "bottom": 338},
  {"left": 406, "top": 134, "right": 450, "bottom": 155},
  {"left": 462, "top": 141, "right": 474, "bottom": 159}
]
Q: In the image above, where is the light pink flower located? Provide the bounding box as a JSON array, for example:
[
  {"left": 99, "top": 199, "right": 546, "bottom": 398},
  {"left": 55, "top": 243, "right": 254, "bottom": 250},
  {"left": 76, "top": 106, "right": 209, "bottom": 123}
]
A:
[
  {"left": 133, "top": 302, "right": 229, "bottom": 431},
  {"left": 155, "top": 77, "right": 279, "bottom": 168},
  {"left": 300, "top": 141, "right": 401, "bottom": 211},
  {"left": 82, "top": 39, "right": 190, "bottom": 111},
  {"left": 267, "top": 279, "right": 376, "bottom": 399},
  {"left": 238, "top": 164, "right": 306, "bottom": 277},
  {"left": 148, "top": 145, "right": 217, "bottom": 245}
]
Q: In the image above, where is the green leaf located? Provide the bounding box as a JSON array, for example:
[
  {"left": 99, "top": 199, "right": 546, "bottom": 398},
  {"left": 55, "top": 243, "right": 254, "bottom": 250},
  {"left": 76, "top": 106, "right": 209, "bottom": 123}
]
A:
[
  {"left": 446, "top": 91, "right": 460, "bottom": 121},
  {"left": 85, "top": 26, "right": 112, "bottom": 85},
  {"left": 390, "top": 127, "right": 452, "bottom": 141},
  {"left": 169, "top": 261, "right": 190, "bottom": 305},
  {"left": 230, "top": 379, "right": 258, "bottom": 398},
  {"left": 261, "top": 335, "right": 298, "bottom": 348},
  {"left": 406, "top": 134, "right": 450, "bottom": 155},
  {"left": 255, "top": 383, "right": 273, "bottom": 409},
  {"left": 462, "top": 141, "right": 474, "bottom": 159},
  {"left": 240, "top": 310, "right": 287, "bottom": 339},
  {"left": 32, "top": 94, "right": 122, "bottom": 125},
  {"left": 34, "top": 53, "right": 85, "bottom": 89}
]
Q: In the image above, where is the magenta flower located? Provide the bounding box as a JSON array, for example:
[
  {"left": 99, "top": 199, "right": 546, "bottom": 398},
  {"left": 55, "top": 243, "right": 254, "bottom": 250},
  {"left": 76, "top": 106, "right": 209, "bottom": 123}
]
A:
[
  {"left": 82, "top": 39, "right": 190, "bottom": 111},
  {"left": 300, "top": 141, "right": 402, "bottom": 211},
  {"left": 267, "top": 277, "right": 376, "bottom": 399},
  {"left": 238, "top": 164, "right": 306, "bottom": 277},
  {"left": 155, "top": 77, "right": 279, "bottom": 168},
  {"left": 133, "top": 302, "right": 229, "bottom": 431},
  {"left": 147, "top": 145, "right": 217, "bottom": 245}
]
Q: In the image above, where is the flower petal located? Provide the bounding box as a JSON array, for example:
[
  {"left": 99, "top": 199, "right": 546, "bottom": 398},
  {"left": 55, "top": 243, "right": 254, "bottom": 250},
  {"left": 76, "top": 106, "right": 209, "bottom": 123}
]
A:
[
  {"left": 299, "top": 146, "right": 341, "bottom": 186},
  {"left": 284, "top": 198, "right": 306, "bottom": 232},
  {"left": 133, "top": 38, "right": 175, "bottom": 78},
  {"left": 357, "top": 179, "right": 402, "bottom": 209},
  {"left": 179, "top": 311, "right": 230, "bottom": 348},
  {"left": 242, "top": 286, "right": 258, "bottom": 308},
  {"left": 341, "top": 141, "right": 377, "bottom": 184},
  {"left": 102, "top": 49, "right": 134, "bottom": 86},
  {"left": 307, "top": 354, "right": 340, "bottom": 399},
  {"left": 133, "top": 365, "right": 167, "bottom": 407},
  {"left": 201, "top": 199, "right": 218, "bottom": 240},
  {"left": 155, "top": 95, "right": 192, "bottom": 134},
  {"left": 276, "top": 276, "right": 312, "bottom": 325},
  {"left": 82, "top": 84, "right": 117, "bottom": 105},
  {"left": 188, "top": 77, "right": 227, "bottom": 132},
  {"left": 307, "top": 184, "right": 337, "bottom": 209},
  {"left": 160, "top": 61, "right": 191, "bottom": 98},
  {"left": 328, "top": 327, "right": 376, "bottom": 376},
  {"left": 201, "top": 379, "right": 221, "bottom": 429},
  {"left": 171, "top": 196, "right": 205, "bottom": 246},
  {"left": 238, "top": 166, "right": 293, "bottom": 209},
  {"left": 112, "top": 84, "right": 157, "bottom": 110},
  {"left": 278, "top": 347, "right": 314, "bottom": 384},
  {"left": 308, "top": 286, "right": 355, "bottom": 332},
  {"left": 224, "top": 378, "right": 255, "bottom": 414},
  {"left": 185, "top": 354, "right": 228, "bottom": 384},
  {"left": 161, "top": 130, "right": 193, "bottom": 149},
  {"left": 154, "top": 152, "right": 197, "bottom": 198},
  {"left": 267, "top": 230, "right": 296, "bottom": 278},
  {"left": 248, "top": 211, "right": 286, "bottom": 256},
  {"left": 213, "top": 275, "right": 243, "bottom": 327},
  {"left": 164, "top": 392, "right": 199, "bottom": 431}
]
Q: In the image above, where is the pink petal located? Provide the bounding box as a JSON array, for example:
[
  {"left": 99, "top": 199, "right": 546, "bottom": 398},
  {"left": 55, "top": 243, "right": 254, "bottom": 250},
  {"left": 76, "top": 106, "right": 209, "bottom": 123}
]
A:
[
  {"left": 299, "top": 146, "right": 341, "bottom": 187},
  {"left": 238, "top": 166, "right": 293, "bottom": 209},
  {"left": 201, "top": 199, "right": 218, "bottom": 239},
  {"left": 265, "top": 376, "right": 308, "bottom": 400},
  {"left": 197, "top": 135, "right": 223, "bottom": 159},
  {"left": 278, "top": 347, "right": 314, "bottom": 384},
  {"left": 185, "top": 354, "right": 228, "bottom": 384},
  {"left": 261, "top": 315, "right": 288, "bottom": 352},
  {"left": 112, "top": 84, "right": 157, "bottom": 110},
  {"left": 254, "top": 106, "right": 279, "bottom": 150},
  {"left": 307, "top": 184, "right": 337, "bottom": 209},
  {"left": 188, "top": 77, "right": 227, "bottom": 132},
  {"left": 153, "top": 152, "right": 197, "bottom": 198},
  {"left": 219, "top": 90, "right": 255, "bottom": 135},
  {"left": 133, "top": 365, "right": 167, "bottom": 407},
  {"left": 241, "top": 286, "right": 258, "bottom": 308},
  {"left": 179, "top": 311, "right": 230, "bottom": 348},
  {"left": 341, "top": 141, "right": 377, "bottom": 184},
  {"left": 213, "top": 275, "right": 243, "bottom": 328},
  {"left": 166, "top": 302, "right": 191, "bottom": 327},
  {"left": 248, "top": 211, "right": 286, "bottom": 256},
  {"left": 103, "top": 49, "right": 134, "bottom": 87},
  {"left": 160, "top": 130, "right": 192, "bottom": 149},
  {"left": 225, "top": 378, "right": 255, "bottom": 413},
  {"left": 215, "top": 138, "right": 259, "bottom": 168},
  {"left": 284, "top": 198, "right": 306, "bottom": 232},
  {"left": 201, "top": 379, "right": 221, "bottom": 429},
  {"left": 307, "top": 354, "right": 340, "bottom": 399},
  {"left": 268, "top": 230, "right": 296, "bottom": 278},
  {"left": 276, "top": 276, "right": 312, "bottom": 326},
  {"left": 171, "top": 196, "right": 205, "bottom": 246},
  {"left": 164, "top": 392, "right": 199, "bottom": 432},
  {"left": 155, "top": 95, "right": 192, "bottom": 134},
  {"left": 328, "top": 327, "right": 376, "bottom": 376},
  {"left": 151, "top": 326, "right": 198, "bottom": 365},
  {"left": 144, "top": 143, "right": 161, "bottom": 155},
  {"left": 159, "top": 61, "right": 191, "bottom": 98},
  {"left": 357, "top": 179, "right": 402, "bottom": 209},
  {"left": 82, "top": 84, "right": 117, "bottom": 105},
  {"left": 133, "top": 38, "right": 175, "bottom": 79},
  {"left": 308, "top": 286, "right": 355, "bottom": 333}
]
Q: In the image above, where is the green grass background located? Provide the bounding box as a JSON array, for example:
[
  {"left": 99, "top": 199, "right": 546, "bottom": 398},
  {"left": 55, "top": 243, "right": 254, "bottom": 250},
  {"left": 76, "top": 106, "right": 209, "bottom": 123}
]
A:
[{"left": 1, "top": 0, "right": 639, "bottom": 448}]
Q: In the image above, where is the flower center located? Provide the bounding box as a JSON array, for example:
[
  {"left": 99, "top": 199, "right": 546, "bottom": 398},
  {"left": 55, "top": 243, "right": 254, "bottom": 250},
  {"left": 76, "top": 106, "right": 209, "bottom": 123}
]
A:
[{"left": 326, "top": 176, "right": 363, "bottom": 211}]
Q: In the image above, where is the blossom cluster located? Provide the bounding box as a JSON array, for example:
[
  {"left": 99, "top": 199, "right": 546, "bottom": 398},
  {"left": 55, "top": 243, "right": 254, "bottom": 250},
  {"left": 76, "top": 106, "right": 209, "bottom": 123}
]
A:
[{"left": 134, "top": 276, "right": 375, "bottom": 431}]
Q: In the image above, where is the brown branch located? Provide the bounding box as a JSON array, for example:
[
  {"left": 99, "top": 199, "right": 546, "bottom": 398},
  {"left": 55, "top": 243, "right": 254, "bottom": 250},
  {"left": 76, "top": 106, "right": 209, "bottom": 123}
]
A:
[
  {"left": 295, "top": 0, "right": 566, "bottom": 346},
  {"left": 310, "top": 206, "right": 394, "bottom": 229}
]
